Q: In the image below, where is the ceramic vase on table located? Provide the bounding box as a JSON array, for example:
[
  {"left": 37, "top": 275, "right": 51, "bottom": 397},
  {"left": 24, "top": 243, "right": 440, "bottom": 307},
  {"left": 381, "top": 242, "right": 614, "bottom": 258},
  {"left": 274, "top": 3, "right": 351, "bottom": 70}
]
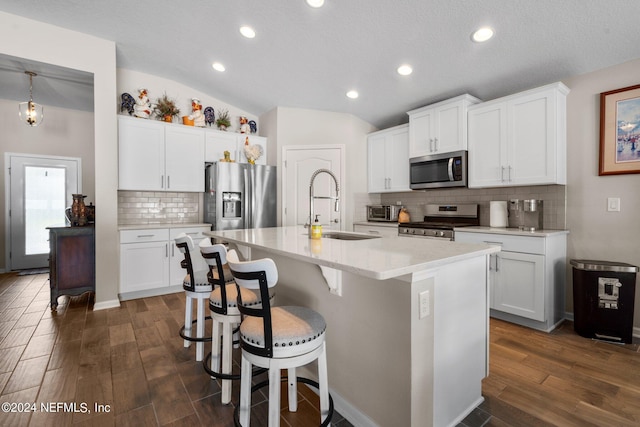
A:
[{"left": 71, "top": 194, "right": 87, "bottom": 226}]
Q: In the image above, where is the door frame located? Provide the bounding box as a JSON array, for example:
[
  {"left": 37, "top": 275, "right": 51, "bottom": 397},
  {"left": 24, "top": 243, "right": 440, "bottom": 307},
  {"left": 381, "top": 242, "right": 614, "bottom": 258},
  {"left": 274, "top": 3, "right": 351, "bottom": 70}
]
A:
[
  {"left": 281, "top": 144, "right": 346, "bottom": 228},
  {"left": 4, "top": 152, "right": 82, "bottom": 271}
]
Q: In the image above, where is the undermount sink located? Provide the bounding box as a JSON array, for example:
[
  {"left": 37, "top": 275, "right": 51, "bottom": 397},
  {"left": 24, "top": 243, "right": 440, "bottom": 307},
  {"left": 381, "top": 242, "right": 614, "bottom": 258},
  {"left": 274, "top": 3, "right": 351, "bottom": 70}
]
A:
[{"left": 321, "top": 231, "right": 381, "bottom": 241}]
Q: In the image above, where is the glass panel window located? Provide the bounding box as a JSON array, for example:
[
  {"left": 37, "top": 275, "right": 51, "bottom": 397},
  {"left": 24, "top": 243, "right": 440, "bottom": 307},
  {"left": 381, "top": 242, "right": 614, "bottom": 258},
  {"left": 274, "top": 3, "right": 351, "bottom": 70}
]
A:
[{"left": 24, "top": 166, "right": 66, "bottom": 255}]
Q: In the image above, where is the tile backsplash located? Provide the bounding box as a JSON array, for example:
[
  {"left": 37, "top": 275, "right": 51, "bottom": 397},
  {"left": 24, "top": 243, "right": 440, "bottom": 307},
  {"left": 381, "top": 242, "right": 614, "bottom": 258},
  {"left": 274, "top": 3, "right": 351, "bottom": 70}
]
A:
[
  {"left": 118, "top": 191, "right": 201, "bottom": 226},
  {"left": 375, "top": 184, "right": 566, "bottom": 230}
]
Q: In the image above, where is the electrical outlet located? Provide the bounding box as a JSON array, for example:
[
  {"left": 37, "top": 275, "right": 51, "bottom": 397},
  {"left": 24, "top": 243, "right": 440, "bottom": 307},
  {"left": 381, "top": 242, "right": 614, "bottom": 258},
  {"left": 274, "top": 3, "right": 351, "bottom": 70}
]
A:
[
  {"left": 419, "top": 290, "right": 430, "bottom": 319},
  {"left": 607, "top": 197, "right": 621, "bottom": 212}
]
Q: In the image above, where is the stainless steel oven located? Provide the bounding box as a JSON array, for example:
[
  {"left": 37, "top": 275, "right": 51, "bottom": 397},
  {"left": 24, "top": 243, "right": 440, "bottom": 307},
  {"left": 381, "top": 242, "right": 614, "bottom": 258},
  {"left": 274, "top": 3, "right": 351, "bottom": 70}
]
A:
[
  {"left": 398, "top": 204, "right": 479, "bottom": 240},
  {"left": 410, "top": 150, "right": 467, "bottom": 190}
]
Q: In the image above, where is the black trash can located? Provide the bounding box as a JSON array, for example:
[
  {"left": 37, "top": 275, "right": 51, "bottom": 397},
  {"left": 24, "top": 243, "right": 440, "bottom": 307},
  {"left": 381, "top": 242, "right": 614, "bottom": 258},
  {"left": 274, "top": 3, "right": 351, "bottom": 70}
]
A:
[{"left": 570, "top": 260, "right": 638, "bottom": 344}]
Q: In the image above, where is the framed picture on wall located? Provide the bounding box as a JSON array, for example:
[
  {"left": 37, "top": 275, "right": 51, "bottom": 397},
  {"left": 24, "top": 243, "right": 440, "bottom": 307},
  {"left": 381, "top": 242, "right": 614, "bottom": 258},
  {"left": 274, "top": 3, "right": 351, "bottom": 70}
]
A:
[{"left": 599, "top": 84, "right": 640, "bottom": 175}]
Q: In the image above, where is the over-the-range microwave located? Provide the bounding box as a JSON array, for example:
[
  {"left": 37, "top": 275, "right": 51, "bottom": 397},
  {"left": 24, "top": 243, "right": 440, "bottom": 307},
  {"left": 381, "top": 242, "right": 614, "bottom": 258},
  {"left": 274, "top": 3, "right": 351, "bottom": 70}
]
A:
[{"left": 409, "top": 150, "right": 467, "bottom": 190}]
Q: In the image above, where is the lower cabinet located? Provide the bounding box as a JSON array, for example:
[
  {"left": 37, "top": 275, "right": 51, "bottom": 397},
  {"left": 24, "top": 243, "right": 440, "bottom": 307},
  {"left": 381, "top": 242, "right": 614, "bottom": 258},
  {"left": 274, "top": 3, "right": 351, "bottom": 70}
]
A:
[
  {"left": 455, "top": 230, "right": 567, "bottom": 332},
  {"left": 119, "top": 225, "right": 210, "bottom": 298},
  {"left": 353, "top": 223, "right": 399, "bottom": 238}
]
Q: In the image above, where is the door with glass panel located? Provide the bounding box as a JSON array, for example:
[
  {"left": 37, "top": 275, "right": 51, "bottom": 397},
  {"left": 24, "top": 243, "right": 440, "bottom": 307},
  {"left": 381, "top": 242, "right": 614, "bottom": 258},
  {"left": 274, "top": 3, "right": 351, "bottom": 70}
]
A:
[{"left": 7, "top": 154, "right": 80, "bottom": 270}]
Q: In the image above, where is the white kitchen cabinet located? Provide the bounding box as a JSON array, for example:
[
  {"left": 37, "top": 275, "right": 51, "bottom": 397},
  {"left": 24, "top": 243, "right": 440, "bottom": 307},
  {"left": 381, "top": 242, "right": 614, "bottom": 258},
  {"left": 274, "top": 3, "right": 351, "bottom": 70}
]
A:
[
  {"left": 205, "top": 130, "right": 267, "bottom": 165},
  {"left": 119, "top": 225, "right": 210, "bottom": 299},
  {"left": 407, "top": 94, "right": 480, "bottom": 157},
  {"left": 367, "top": 124, "right": 410, "bottom": 192},
  {"left": 455, "top": 229, "right": 567, "bottom": 332},
  {"left": 118, "top": 115, "right": 205, "bottom": 192},
  {"left": 353, "top": 223, "right": 399, "bottom": 238},
  {"left": 468, "top": 82, "right": 569, "bottom": 188}
]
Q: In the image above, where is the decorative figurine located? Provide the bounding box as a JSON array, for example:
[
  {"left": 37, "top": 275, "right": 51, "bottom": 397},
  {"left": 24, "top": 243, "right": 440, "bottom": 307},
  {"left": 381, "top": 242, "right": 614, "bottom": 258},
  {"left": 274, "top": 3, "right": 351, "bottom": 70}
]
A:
[
  {"left": 248, "top": 120, "right": 257, "bottom": 134},
  {"left": 133, "top": 88, "right": 152, "bottom": 119},
  {"left": 204, "top": 106, "right": 215, "bottom": 126},
  {"left": 216, "top": 109, "right": 231, "bottom": 131},
  {"left": 189, "top": 98, "right": 205, "bottom": 127},
  {"left": 120, "top": 93, "right": 135, "bottom": 115},
  {"left": 239, "top": 116, "right": 249, "bottom": 134},
  {"left": 243, "top": 136, "right": 263, "bottom": 165}
]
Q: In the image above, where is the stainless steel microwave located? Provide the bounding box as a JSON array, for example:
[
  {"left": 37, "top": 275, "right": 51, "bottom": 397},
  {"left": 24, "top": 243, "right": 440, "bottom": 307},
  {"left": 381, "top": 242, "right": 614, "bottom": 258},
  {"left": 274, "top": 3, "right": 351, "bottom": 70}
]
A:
[{"left": 409, "top": 150, "right": 467, "bottom": 190}]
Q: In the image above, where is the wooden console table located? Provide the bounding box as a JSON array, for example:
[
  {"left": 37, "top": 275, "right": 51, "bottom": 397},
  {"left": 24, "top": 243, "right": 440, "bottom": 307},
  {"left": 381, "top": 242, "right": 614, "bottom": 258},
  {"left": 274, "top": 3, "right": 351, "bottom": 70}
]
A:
[{"left": 48, "top": 225, "right": 95, "bottom": 310}]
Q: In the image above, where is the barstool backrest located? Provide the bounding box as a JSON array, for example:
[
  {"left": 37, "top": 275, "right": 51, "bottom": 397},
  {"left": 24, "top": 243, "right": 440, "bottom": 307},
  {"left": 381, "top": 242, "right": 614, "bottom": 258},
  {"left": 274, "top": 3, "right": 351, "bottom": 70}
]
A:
[
  {"left": 200, "top": 241, "right": 232, "bottom": 314},
  {"left": 226, "top": 249, "right": 278, "bottom": 357},
  {"left": 175, "top": 233, "right": 196, "bottom": 289}
]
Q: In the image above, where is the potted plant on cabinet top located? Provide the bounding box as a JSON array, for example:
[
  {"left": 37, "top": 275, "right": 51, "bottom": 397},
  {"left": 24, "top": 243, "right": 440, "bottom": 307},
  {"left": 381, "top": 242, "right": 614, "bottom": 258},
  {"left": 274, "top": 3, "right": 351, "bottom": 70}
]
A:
[
  {"left": 154, "top": 93, "right": 180, "bottom": 123},
  {"left": 216, "top": 109, "right": 231, "bottom": 131}
]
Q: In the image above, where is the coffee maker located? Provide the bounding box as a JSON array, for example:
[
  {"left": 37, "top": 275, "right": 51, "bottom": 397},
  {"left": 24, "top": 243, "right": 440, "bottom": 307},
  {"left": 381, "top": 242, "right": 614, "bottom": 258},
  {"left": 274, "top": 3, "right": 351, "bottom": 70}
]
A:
[{"left": 508, "top": 199, "right": 543, "bottom": 231}]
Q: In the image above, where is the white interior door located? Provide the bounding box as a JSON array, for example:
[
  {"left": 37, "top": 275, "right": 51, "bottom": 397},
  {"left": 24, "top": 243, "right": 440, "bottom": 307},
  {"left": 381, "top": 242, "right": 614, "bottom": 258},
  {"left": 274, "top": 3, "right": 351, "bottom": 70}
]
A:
[
  {"left": 282, "top": 146, "right": 344, "bottom": 228},
  {"left": 6, "top": 154, "right": 81, "bottom": 270}
]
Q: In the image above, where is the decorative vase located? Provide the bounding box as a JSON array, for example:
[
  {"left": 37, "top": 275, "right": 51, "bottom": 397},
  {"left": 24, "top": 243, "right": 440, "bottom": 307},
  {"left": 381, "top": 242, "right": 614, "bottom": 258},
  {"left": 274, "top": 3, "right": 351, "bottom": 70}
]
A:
[
  {"left": 71, "top": 194, "right": 87, "bottom": 226},
  {"left": 163, "top": 115, "right": 173, "bottom": 123}
]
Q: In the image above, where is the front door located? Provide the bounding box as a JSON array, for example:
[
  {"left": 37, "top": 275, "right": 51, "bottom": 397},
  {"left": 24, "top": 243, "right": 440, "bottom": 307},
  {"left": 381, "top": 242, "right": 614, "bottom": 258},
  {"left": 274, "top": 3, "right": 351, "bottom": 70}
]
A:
[
  {"left": 6, "top": 153, "right": 81, "bottom": 270},
  {"left": 282, "top": 145, "right": 344, "bottom": 228}
]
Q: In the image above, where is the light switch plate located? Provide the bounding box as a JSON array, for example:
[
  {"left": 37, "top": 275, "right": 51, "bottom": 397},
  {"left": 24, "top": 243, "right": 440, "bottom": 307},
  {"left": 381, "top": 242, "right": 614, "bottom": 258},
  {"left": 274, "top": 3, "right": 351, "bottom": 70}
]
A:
[
  {"left": 607, "top": 197, "right": 621, "bottom": 212},
  {"left": 419, "top": 290, "right": 430, "bottom": 319}
]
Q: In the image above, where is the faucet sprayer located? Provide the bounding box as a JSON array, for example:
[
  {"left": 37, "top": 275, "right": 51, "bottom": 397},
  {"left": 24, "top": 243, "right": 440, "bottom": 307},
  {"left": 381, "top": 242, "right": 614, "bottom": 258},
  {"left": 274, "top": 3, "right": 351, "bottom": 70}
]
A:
[{"left": 308, "top": 169, "right": 340, "bottom": 230}]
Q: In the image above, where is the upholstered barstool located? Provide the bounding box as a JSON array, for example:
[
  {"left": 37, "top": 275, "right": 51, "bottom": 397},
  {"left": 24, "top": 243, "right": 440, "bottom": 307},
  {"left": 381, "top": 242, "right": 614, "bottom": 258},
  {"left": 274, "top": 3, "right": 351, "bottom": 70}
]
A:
[
  {"left": 200, "top": 241, "right": 268, "bottom": 404},
  {"left": 226, "top": 249, "right": 333, "bottom": 427},
  {"left": 175, "top": 233, "right": 212, "bottom": 361}
]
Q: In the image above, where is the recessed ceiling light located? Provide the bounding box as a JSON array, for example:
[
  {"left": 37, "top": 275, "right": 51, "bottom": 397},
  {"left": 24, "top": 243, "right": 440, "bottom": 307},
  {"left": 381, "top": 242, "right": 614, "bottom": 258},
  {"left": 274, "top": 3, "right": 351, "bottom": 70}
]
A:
[
  {"left": 239, "top": 26, "right": 256, "bottom": 39},
  {"left": 212, "top": 62, "right": 226, "bottom": 72},
  {"left": 397, "top": 64, "right": 413, "bottom": 76},
  {"left": 346, "top": 90, "right": 359, "bottom": 99},
  {"left": 307, "top": 0, "right": 325, "bottom": 8},
  {"left": 472, "top": 27, "right": 494, "bottom": 43}
]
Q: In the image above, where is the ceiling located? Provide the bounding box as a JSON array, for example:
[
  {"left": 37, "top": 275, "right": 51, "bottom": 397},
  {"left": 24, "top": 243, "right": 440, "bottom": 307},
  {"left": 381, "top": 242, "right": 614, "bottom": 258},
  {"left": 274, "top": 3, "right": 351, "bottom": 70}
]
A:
[{"left": 2, "top": 0, "right": 640, "bottom": 128}]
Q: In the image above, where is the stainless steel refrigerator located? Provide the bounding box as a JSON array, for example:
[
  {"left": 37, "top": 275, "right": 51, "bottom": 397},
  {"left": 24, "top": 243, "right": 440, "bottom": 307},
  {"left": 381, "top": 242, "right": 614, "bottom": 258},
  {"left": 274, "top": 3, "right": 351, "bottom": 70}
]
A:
[{"left": 204, "top": 162, "right": 277, "bottom": 230}]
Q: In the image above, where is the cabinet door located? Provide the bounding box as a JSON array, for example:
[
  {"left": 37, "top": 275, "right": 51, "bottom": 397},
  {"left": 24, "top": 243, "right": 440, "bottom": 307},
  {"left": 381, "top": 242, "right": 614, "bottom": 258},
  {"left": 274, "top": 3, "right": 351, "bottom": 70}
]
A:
[
  {"left": 367, "top": 133, "right": 388, "bottom": 192},
  {"left": 120, "top": 241, "right": 170, "bottom": 293},
  {"left": 508, "top": 89, "right": 557, "bottom": 185},
  {"left": 205, "top": 130, "right": 239, "bottom": 162},
  {"left": 468, "top": 103, "right": 508, "bottom": 188},
  {"left": 434, "top": 102, "right": 465, "bottom": 153},
  {"left": 495, "top": 251, "right": 545, "bottom": 321},
  {"left": 409, "top": 109, "right": 434, "bottom": 157},
  {"left": 386, "top": 127, "right": 410, "bottom": 191},
  {"left": 118, "top": 117, "right": 165, "bottom": 191},
  {"left": 165, "top": 125, "right": 205, "bottom": 192}
]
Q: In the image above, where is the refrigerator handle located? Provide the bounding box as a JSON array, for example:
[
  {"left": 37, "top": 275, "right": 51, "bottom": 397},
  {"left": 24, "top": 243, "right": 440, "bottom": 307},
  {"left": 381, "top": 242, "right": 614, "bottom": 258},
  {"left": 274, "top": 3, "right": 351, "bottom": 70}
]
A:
[{"left": 244, "top": 166, "right": 252, "bottom": 229}]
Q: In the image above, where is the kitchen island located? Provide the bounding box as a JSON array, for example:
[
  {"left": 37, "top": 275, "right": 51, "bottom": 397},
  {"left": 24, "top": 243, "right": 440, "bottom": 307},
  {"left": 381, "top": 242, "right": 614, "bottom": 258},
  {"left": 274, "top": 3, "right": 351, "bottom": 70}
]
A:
[{"left": 205, "top": 226, "right": 499, "bottom": 427}]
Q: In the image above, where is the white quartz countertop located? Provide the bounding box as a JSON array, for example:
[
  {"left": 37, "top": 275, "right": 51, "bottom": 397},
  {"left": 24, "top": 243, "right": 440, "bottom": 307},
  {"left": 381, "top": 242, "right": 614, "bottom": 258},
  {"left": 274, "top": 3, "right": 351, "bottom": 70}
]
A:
[
  {"left": 118, "top": 223, "right": 212, "bottom": 231},
  {"left": 454, "top": 226, "right": 569, "bottom": 237},
  {"left": 205, "top": 226, "right": 499, "bottom": 280}
]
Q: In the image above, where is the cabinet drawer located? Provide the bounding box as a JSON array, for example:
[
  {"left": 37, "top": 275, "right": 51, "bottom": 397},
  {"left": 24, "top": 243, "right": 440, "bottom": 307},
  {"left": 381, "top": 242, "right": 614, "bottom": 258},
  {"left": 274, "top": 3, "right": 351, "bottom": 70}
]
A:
[
  {"left": 169, "top": 226, "right": 210, "bottom": 241},
  {"left": 455, "top": 232, "right": 545, "bottom": 254},
  {"left": 120, "top": 228, "right": 169, "bottom": 244}
]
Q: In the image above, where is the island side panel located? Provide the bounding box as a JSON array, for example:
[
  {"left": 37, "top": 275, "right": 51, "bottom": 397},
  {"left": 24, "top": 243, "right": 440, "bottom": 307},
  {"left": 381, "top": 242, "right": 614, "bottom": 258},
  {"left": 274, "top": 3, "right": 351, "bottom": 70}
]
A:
[{"left": 255, "top": 248, "right": 414, "bottom": 427}]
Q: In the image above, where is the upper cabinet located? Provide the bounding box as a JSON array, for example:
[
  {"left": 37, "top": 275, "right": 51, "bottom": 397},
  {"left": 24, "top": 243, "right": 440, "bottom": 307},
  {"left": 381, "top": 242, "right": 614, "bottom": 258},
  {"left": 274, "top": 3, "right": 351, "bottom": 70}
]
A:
[
  {"left": 118, "top": 115, "right": 205, "bottom": 192},
  {"left": 367, "top": 124, "right": 410, "bottom": 193},
  {"left": 205, "top": 131, "right": 267, "bottom": 165},
  {"left": 468, "top": 82, "right": 569, "bottom": 188},
  {"left": 407, "top": 94, "right": 480, "bottom": 157}
]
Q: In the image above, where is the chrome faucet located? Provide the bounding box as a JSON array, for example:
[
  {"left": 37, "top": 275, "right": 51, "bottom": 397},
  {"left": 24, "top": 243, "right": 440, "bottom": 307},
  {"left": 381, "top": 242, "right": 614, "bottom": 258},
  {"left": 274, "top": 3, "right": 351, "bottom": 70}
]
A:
[{"left": 307, "top": 169, "right": 340, "bottom": 229}]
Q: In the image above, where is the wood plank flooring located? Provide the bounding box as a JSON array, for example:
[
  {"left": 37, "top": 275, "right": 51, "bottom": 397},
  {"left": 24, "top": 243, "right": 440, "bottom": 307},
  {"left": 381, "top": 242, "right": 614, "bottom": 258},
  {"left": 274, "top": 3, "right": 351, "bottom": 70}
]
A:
[{"left": 0, "top": 271, "right": 638, "bottom": 426}]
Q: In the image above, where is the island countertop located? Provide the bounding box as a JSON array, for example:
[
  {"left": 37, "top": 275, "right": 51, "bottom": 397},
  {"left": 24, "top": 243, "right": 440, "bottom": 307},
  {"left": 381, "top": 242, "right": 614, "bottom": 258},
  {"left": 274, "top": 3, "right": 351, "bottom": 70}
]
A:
[{"left": 205, "top": 226, "right": 498, "bottom": 280}]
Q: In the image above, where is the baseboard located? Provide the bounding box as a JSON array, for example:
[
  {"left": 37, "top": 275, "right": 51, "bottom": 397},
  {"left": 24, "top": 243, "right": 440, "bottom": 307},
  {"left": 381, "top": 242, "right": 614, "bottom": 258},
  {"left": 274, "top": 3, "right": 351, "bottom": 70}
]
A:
[
  {"left": 565, "top": 312, "right": 640, "bottom": 339},
  {"left": 119, "top": 285, "right": 183, "bottom": 301},
  {"left": 93, "top": 299, "right": 121, "bottom": 311}
]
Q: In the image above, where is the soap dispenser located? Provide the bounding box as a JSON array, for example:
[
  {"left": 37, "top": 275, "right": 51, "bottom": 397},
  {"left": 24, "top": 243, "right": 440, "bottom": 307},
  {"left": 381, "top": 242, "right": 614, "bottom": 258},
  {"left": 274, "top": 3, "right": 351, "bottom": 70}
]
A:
[{"left": 311, "top": 214, "right": 322, "bottom": 239}]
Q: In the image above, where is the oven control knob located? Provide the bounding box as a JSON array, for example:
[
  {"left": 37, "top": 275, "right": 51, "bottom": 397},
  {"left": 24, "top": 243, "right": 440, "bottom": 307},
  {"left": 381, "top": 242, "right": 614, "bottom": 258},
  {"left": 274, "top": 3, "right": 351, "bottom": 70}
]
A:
[{"left": 437, "top": 231, "right": 445, "bottom": 237}]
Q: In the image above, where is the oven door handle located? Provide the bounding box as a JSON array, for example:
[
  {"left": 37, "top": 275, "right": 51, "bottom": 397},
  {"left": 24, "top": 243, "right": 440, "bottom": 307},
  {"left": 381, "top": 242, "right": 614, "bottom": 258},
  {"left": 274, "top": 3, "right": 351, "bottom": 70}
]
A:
[{"left": 448, "top": 157, "right": 454, "bottom": 181}]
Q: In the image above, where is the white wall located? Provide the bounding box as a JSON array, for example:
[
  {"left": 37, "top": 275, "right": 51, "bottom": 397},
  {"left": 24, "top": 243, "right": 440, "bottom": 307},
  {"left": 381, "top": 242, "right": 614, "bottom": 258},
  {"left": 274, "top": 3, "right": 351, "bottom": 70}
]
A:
[
  {"left": 564, "top": 58, "right": 640, "bottom": 329},
  {"left": 0, "top": 11, "right": 119, "bottom": 309},
  {"left": 259, "top": 107, "right": 377, "bottom": 229}
]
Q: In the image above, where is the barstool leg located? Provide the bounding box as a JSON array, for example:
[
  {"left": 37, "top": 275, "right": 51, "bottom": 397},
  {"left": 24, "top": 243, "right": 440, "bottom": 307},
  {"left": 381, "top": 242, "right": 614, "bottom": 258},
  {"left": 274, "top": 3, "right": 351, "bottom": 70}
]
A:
[
  {"left": 210, "top": 317, "right": 222, "bottom": 379},
  {"left": 318, "top": 342, "right": 330, "bottom": 425},
  {"left": 268, "top": 365, "right": 281, "bottom": 427},
  {"left": 184, "top": 296, "right": 193, "bottom": 348},
  {"left": 221, "top": 319, "right": 233, "bottom": 404},
  {"left": 196, "top": 297, "right": 205, "bottom": 361},
  {"left": 288, "top": 368, "right": 297, "bottom": 411},
  {"left": 239, "top": 355, "right": 253, "bottom": 427}
]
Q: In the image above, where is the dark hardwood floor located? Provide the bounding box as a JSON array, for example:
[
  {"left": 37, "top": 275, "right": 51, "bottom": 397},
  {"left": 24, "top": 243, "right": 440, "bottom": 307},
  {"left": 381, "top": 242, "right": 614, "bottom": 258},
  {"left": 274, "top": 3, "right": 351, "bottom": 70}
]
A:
[{"left": 0, "top": 271, "right": 638, "bottom": 426}]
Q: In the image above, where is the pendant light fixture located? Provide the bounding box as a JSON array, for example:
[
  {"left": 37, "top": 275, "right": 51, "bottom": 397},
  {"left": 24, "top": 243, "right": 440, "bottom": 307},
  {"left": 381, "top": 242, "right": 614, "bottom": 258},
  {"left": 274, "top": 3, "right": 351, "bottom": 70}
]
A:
[{"left": 19, "top": 71, "right": 44, "bottom": 127}]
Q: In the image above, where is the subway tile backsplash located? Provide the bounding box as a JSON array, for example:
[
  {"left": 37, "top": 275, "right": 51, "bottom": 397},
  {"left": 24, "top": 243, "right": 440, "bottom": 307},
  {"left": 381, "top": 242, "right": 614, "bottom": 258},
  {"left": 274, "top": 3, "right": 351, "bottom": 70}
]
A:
[
  {"left": 118, "top": 191, "right": 201, "bottom": 226},
  {"left": 375, "top": 184, "right": 566, "bottom": 230}
]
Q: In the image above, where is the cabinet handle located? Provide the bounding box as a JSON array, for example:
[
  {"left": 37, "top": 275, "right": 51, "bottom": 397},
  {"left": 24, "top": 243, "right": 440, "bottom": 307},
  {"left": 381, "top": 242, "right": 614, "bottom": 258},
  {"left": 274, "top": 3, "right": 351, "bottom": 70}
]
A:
[
  {"left": 136, "top": 234, "right": 155, "bottom": 238},
  {"left": 166, "top": 243, "right": 168, "bottom": 258},
  {"left": 429, "top": 138, "right": 434, "bottom": 152},
  {"left": 167, "top": 175, "right": 171, "bottom": 189},
  {"left": 507, "top": 166, "right": 512, "bottom": 182},
  {"left": 495, "top": 254, "right": 500, "bottom": 272},
  {"left": 161, "top": 175, "right": 165, "bottom": 189},
  {"left": 500, "top": 167, "right": 505, "bottom": 182},
  {"left": 368, "top": 230, "right": 381, "bottom": 234},
  {"left": 434, "top": 137, "right": 438, "bottom": 152}
]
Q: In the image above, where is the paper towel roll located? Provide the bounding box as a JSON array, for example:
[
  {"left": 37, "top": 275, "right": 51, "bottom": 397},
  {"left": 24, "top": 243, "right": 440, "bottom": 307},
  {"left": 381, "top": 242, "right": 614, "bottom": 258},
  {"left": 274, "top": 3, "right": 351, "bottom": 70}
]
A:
[{"left": 490, "top": 201, "right": 508, "bottom": 227}]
